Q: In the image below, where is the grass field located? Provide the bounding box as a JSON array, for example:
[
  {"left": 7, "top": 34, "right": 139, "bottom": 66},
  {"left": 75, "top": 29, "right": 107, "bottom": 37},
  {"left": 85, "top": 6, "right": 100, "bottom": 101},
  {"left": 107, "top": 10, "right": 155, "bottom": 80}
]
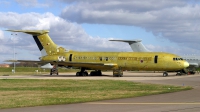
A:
[{"left": 0, "top": 79, "right": 192, "bottom": 109}]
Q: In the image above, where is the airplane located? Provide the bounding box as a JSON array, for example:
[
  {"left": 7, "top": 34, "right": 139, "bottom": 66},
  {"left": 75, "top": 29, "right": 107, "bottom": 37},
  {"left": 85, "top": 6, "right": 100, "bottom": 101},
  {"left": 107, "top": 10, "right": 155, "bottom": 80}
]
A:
[
  {"left": 109, "top": 39, "right": 198, "bottom": 75},
  {"left": 5, "top": 30, "right": 189, "bottom": 77}
]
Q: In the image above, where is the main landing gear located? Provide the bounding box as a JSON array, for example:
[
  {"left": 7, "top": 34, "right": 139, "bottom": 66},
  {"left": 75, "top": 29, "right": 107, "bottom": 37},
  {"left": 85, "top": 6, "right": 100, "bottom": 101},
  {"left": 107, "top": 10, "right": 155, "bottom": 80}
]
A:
[
  {"left": 76, "top": 68, "right": 102, "bottom": 76},
  {"left": 76, "top": 68, "right": 89, "bottom": 76},
  {"left": 90, "top": 70, "right": 102, "bottom": 76}
]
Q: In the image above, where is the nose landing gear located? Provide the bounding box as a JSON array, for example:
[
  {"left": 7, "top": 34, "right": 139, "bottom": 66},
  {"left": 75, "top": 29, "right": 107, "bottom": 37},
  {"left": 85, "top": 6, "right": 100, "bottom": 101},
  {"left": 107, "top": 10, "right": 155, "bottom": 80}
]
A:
[
  {"left": 163, "top": 72, "right": 168, "bottom": 77},
  {"left": 50, "top": 65, "right": 58, "bottom": 75}
]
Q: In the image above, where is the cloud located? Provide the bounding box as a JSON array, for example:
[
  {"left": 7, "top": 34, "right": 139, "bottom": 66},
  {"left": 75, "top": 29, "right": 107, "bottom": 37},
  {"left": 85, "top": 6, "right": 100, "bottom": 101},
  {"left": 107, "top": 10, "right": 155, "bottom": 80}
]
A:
[
  {"left": 60, "top": 0, "right": 186, "bottom": 12},
  {"left": 0, "top": 30, "right": 13, "bottom": 55},
  {"left": 0, "top": 12, "right": 132, "bottom": 62},
  {"left": 146, "top": 44, "right": 200, "bottom": 56},
  {"left": 0, "top": 1, "right": 11, "bottom": 6},
  {"left": 1, "top": 0, "right": 200, "bottom": 63},
  {"left": 15, "top": 0, "right": 50, "bottom": 8},
  {"left": 0, "top": 30, "right": 5, "bottom": 40},
  {"left": 60, "top": 0, "right": 200, "bottom": 53},
  {"left": 60, "top": 0, "right": 187, "bottom": 24}
]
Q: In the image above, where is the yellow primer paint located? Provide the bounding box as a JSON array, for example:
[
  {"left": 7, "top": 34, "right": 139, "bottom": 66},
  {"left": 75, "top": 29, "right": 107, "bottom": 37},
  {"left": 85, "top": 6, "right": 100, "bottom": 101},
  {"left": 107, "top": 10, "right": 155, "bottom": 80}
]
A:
[
  {"left": 6, "top": 30, "right": 189, "bottom": 72},
  {"left": 42, "top": 51, "right": 186, "bottom": 71}
]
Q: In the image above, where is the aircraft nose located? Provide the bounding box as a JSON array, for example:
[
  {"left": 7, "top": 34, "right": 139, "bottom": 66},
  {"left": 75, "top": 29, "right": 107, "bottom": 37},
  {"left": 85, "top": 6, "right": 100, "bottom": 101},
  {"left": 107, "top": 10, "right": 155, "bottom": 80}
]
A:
[{"left": 184, "top": 61, "right": 189, "bottom": 68}]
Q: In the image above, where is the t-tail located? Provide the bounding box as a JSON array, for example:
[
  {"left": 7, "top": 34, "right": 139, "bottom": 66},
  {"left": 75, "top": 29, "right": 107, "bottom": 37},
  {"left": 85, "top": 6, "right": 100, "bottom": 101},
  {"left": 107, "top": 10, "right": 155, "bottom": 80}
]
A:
[
  {"left": 109, "top": 40, "right": 150, "bottom": 52},
  {"left": 7, "top": 30, "right": 68, "bottom": 56}
]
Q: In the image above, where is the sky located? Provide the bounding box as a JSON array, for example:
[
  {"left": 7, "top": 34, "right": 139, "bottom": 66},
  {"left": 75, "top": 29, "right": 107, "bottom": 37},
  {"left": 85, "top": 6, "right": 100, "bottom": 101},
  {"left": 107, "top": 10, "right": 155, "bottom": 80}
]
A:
[{"left": 0, "top": 0, "right": 200, "bottom": 63}]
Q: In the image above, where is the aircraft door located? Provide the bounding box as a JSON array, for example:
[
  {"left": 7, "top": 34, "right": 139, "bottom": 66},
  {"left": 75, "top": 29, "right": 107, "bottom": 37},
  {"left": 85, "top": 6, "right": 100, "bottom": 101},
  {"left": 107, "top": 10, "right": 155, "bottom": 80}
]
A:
[
  {"left": 154, "top": 55, "right": 158, "bottom": 64},
  {"left": 69, "top": 54, "right": 72, "bottom": 62}
]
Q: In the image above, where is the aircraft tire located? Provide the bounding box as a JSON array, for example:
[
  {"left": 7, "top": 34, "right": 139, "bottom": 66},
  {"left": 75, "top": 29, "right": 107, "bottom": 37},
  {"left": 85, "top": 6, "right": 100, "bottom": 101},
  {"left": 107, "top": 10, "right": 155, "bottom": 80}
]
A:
[
  {"left": 113, "top": 74, "right": 120, "bottom": 77},
  {"left": 120, "top": 72, "right": 123, "bottom": 77},
  {"left": 163, "top": 72, "right": 168, "bottom": 77},
  {"left": 84, "top": 72, "right": 88, "bottom": 76},
  {"left": 81, "top": 72, "right": 84, "bottom": 76},
  {"left": 90, "top": 71, "right": 94, "bottom": 76},
  {"left": 76, "top": 72, "right": 80, "bottom": 76},
  {"left": 50, "top": 69, "right": 53, "bottom": 75},
  {"left": 82, "top": 72, "right": 88, "bottom": 76},
  {"left": 81, "top": 72, "right": 85, "bottom": 76},
  {"left": 97, "top": 70, "right": 102, "bottom": 76}
]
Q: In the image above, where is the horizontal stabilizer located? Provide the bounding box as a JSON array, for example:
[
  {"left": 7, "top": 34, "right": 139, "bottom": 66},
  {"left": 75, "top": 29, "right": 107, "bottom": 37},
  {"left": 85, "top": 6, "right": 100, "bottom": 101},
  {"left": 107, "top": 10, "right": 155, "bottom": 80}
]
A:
[
  {"left": 109, "top": 40, "right": 142, "bottom": 44},
  {"left": 6, "top": 30, "right": 49, "bottom": 36}
]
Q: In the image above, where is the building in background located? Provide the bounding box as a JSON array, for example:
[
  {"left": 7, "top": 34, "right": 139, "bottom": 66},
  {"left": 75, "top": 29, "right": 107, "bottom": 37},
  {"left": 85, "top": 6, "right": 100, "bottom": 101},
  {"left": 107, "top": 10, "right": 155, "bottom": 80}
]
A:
[{"left": 0, "top": 64, "right": 10, "bottom": 67}]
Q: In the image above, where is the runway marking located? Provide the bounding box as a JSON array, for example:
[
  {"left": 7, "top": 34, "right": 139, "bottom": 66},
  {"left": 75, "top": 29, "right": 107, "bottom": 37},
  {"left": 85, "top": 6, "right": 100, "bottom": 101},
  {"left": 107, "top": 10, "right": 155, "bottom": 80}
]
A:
[{"left": 85, "top": 102, "right": 200, "bottom": 105}]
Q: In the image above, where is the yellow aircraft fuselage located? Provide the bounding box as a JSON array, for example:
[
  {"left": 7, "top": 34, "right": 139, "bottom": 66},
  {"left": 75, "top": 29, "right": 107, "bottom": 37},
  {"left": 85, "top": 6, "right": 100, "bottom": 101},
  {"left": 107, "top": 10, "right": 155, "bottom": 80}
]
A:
[{"left": 41, "top": 51, "right": 186, "bottom": 71}]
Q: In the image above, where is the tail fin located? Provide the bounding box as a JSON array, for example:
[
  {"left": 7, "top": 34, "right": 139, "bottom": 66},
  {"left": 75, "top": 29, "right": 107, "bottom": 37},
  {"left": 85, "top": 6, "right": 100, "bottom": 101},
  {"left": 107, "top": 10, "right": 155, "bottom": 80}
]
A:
[
  {"left": 109, "top": 40, "right": 150, "bottom": 52},
  {"left": 6, "top": 30, "right": 67, "bottom": 56}
]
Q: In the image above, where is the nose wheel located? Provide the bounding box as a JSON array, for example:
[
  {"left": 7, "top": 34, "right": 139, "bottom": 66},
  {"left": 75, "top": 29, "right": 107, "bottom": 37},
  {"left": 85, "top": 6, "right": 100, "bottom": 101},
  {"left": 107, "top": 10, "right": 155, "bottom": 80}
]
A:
[
  {"left": 163, "top": 72, "right": 168, "bottom": 77},
  {"left": 50, "top": 65, "right": 58, "bottom": 75}
]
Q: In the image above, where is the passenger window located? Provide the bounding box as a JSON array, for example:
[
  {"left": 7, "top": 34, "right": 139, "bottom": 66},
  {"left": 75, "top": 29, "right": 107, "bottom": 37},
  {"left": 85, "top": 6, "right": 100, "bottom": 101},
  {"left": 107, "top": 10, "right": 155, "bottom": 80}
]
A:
[{"left": 105, "top": 57, "right": 108, "bottom": 61}]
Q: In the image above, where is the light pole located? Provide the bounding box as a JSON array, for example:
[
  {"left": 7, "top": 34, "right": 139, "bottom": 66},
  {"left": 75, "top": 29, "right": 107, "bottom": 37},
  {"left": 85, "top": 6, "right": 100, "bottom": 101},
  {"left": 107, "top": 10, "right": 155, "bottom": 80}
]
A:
[{"left": 11, "top": 33, "right": 17, "bottom": 73}]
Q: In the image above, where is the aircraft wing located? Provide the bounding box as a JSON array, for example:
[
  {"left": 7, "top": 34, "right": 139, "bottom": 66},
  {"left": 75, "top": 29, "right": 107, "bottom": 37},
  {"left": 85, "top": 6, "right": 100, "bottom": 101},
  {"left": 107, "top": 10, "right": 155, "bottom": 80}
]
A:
[
  {"left": 5, "top": 60, "right": 46, "bottom": 64},
  {"left": 5, "top": 60, "right": 118, "bottom": 69}
]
